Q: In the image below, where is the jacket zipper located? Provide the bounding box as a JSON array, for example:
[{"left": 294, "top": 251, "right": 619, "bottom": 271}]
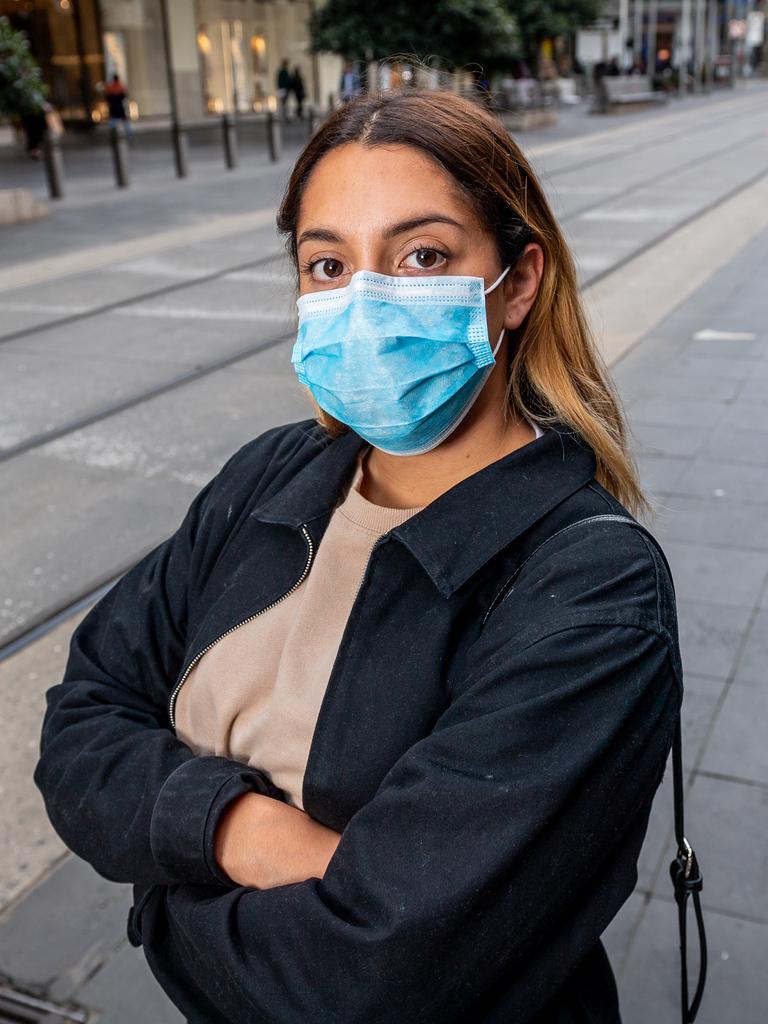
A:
[{"left": 167, "top": 524, "right": 315, "bottom": 729}]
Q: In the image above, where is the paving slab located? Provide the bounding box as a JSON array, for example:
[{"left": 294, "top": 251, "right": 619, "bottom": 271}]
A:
[
  {"left": 618, "top": 895, "right": 768, "bottom": 1024},
  {"left": 659, "top": 539, "right": 768, "bottom": 609},
  {"left": 674, "top": 601, "right": 755, "bottom": 680},
  {"left": 651, "top": 773, "right": 768, "bottom": 922},
  {"left": 0, "top": 855, "right": 131, "bottom": 1001},
  {"left": 699, "top": 684, "right": 768, "bottom": 786},
  {"left": 75, "top": 940, "right": 184, "bottom": 1024}
]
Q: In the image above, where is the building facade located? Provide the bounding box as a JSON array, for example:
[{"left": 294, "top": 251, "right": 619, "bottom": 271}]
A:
[{"left": 0, "top": 0, "right": 342, "bottom": 125}]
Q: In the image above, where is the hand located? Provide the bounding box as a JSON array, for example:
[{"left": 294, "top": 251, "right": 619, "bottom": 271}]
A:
[{"left": 214, "top": 791, "right": 342, "bottom": 889}]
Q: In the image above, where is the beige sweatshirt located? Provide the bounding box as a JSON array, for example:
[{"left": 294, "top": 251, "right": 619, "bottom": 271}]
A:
[
  {"left": 174, "top": 449, "right": 423, "bottom": 809},
  {"left": 175, "top": 422, "right": 544, "bottom": 810}
]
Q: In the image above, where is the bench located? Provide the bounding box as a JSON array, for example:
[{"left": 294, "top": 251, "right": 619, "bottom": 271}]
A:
[{"left": 593, "top": 75, "right": 667, "bottom": 113}]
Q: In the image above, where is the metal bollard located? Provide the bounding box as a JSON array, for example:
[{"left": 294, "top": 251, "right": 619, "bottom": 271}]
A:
[
  {"left": 43, "top": 132, "right": 64, "bottom": 199},
  {"left": 327, "top": 91, "right": 335, "bottom": 113},
  {"left": 266, "top": 110, "right": 281, "bottom": 162},
  {"left": 221, "top": 112, "right": 238, "bottom": 169},
  {"left": 171, "top": 123, "right": 190, "bottom": 178},
  {"left": 306, "top": 103, "right": 316, "bottom": 138},
  {"left": 109, "top": 122, "right": 130, "bottom": 188}
]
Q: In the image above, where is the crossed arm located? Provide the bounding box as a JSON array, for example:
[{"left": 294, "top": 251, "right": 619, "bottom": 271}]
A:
[{"left": 212, "top": 790, "right": 341, "bottom": 889}]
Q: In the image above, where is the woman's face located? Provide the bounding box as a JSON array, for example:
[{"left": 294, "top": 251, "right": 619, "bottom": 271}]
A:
[{"left": 294, "top": 142, "right": 521, "bottom": 343}]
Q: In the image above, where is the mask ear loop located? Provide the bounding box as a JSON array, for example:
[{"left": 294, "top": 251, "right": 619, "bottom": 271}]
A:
[
  {"left": 491, "top": 326, "right": 506, "bottom": 359},
  {"left": 485, "top": 265, "right": 511, "bottom": 360},
  {"left": 484, "top": 264, "right": 511, "bottom": 295}
]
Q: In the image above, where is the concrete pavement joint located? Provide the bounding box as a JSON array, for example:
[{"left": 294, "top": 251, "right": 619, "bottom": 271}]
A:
[{"left": 694, "top": 769, "right": 768, "bottom": 792}]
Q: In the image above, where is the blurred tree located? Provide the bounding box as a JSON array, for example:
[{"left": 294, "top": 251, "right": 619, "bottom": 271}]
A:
[
  {"left": 310, "top": 0, "right": 518, "bottom": 67},
  {"left": 0, "top": 15, "right": 47, "bottom": 118},
  {"left": 505, "top": 0, "right": 601, "bottom": 73}
]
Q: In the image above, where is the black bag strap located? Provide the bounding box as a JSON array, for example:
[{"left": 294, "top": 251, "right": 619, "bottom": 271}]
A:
[{"left": 568, "top": 514, "right": 707, "bottom": 1022}]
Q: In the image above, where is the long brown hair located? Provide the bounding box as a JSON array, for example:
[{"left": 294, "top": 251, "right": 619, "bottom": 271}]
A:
[{"left": 276, "top": 89, "right": 648, "bottom": 517}]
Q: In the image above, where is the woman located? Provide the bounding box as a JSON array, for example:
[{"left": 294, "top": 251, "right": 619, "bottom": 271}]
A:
[{"left": 34, "top": 90, "right": 682, "bottom": 1023}]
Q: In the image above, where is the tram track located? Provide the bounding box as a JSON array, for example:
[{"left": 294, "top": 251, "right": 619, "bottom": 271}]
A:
[
  {"left": 2, "top": 128, "right": 766, "bottom": 471},
  {"left": 2, "top": 93, "right": 767, "bottom": 661}
]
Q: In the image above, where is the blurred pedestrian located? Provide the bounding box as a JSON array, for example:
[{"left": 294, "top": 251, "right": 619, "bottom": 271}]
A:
[
  {"left": 291, "top": 66, "right": 306, "bottom": 118},
  {"left": 19, "top": 103, "right": 46, "bottom": 159},
  {"left": 277, "top": 59, "right": 292, "bottom": 120},
  {"left": 339, "top": 60, "right": 362, "bottom": 102},
  {"left": 104, "top": 73, "right": 132, "bottom": 138}
]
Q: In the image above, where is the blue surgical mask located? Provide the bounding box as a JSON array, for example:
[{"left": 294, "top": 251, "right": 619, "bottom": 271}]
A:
[{"left": 291, "top": 265, "right": 510, "bottom": 456}]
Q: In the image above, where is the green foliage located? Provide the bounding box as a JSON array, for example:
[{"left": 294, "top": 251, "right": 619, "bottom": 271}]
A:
[
  {"left": 506, "top": 0, "right": 601, "bottom": 68},
  {"left": 309, "top": 0, "right": 519, "bottom": 67},
  {"left": 0, "top": 15, "right": 48, "bottom": 118}
]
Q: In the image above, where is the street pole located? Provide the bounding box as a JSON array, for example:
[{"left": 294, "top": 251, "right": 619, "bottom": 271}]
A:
[
  {"left": 679, "top": 0, "right": 693, "bottom": 95},
  {"left": 158, "top": 0, "right": 189, "bottom": 178},
  {"left": 619, "top": 0, "right": 631, "bottom": 70},
  {"left": 43, "top": 132, "right": 64, "bottom": 199},
  {"left": 693, "top": 0, "right": 706, "bottom": 91},
  {"left": 708, "top": 0, "right": 720, "bottom": 91},
  {"left": 222, "top": 21, "right": 239, "bottom": 170},
  {"left": 648, "top": 0, "right": 659, "bottom": 82},
  {"left": 266, "top": 109, "right": 281, "bottom": 162},
  {"left": 633, "top": 0, "right": 645, "bottom": 69},
  {"left": 70, "top": 0, "right": 94, "bottom": 125},
  {"left": 726, "top": 0, "right": 737, "bottom": 86},
  {"left": 109, "top": 121, "right": 130, "bottom": 188}
]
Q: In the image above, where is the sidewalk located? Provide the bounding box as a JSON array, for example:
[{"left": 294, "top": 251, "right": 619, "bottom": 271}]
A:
[{"left": 602, "top": 222, "right": 768, "bottom": 1022}]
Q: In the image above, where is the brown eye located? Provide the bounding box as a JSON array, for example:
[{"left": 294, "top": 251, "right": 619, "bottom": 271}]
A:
[
  {"left": 307, "top": 257, "right": 346, "bottom": 283},
  {"left": 402, "top": 248, "right": 448, "bottom": 271},
  {"left": 321, "top": 258, "right": 343, "bottom": 278}
]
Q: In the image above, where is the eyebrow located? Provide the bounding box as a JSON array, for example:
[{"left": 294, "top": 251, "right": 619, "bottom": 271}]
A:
[{"left": 296, "top": 214, "right": 465, "bottom": 247}]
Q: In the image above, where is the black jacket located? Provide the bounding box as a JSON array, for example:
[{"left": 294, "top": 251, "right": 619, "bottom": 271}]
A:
[{"left": 34, "top": 418, "right": 682, "bottom": 1024}]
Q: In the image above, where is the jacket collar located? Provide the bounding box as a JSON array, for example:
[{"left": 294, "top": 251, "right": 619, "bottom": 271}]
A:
[{"left": 252, "top": 423, "right": 596, "bottom": 598}]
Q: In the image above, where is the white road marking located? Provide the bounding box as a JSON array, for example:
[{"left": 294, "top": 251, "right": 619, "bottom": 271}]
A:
[
  {"left": 693, "top": 329, "right": 758, "bottom": 341},
  {"left": 580, "top": 206, "right": 692, "bottom": 222},
  {"left": 112, "top": 305, "right": 292, "bottom": 322},
  {"left": 223, "top": 268, "right": 291, "bottom": 283},
  {"left": 0, "top": 300, "right": 293, "bottom": 323}
]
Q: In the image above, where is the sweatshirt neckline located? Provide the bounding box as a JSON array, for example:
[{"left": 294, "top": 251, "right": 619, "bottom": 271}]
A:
[
  {"left": 337, "top": 418, "right": 544, "bottom": 535},
  {"left": 338, "top": 453, "right": 424, "bottom": 535}
]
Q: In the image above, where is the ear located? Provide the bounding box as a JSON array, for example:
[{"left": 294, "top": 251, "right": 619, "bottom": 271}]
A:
[{"left": 502, "top": 244, "right": 544, "bottom": 330}]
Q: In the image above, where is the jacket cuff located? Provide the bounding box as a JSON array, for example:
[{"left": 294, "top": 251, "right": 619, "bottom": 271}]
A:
[{"left": 149, "top": 756, "right": 278, "bottom": 886}]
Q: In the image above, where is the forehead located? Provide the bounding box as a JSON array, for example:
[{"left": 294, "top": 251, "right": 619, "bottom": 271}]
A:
[{"left": 296, "top": 142, "right": 481, "bottom": 235}]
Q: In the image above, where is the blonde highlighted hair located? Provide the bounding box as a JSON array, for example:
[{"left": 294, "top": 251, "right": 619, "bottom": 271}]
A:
[{"left": 276, "top": 88, "right": 648, "bottom": 518}]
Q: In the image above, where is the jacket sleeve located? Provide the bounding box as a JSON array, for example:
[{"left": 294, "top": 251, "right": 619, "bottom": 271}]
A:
[
  {"left": 33, "top": 443, "right": 290, "bottom": 889},
  {"left": 138, "top": 617, "right": 682, "bottom": 1024}
]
